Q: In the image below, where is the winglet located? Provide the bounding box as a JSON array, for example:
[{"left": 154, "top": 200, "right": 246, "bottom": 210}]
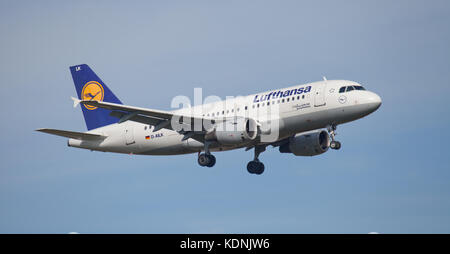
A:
[{"left": 71, "top": 96, "right": 81, "bottom": 108}]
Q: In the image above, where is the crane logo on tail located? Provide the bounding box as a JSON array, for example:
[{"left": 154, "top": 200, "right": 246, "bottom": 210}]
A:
[{"left": 81, "top": 81, "right": 104, "bottom": 110}]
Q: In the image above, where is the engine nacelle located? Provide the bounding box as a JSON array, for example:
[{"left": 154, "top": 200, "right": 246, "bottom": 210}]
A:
[
  {"left": 207, "top": 117, "right": 258, "bottom": 145},
  {"left": 279, "top": 130, "right": 330, "bottom": 156}
]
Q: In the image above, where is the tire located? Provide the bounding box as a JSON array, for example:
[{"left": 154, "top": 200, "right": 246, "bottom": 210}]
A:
[
  {"left": 247, "top": 161, "right": 257, "bottom": 174},
  {"left": 206, "top": 154, "right": 216, "bottom": 167},
  {"left": 330, "top": 141, "right": 337, "bottom": 149},
  {"left": 254, "top": 162, "right": 265, "bottom": 175},
  {"left": 247, "top": 161, "right": 265, "bottom": 175},
  {"left": 198, "top": 153, "right": 210, "bottom": 167}
]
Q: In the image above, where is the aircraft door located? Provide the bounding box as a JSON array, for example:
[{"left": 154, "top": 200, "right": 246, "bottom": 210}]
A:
[
  {"left": 125, "top": 126, "right": 135, "bottom": 145},
  {"left": 314, "top": 83, "right": 327, "bottom": 107}
]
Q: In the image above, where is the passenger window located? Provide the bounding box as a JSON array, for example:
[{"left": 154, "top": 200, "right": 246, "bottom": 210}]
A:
[
  {"left": 297, "top": 96, "right": 300, "bottom": 100},
  {"left": 339, "top": 86, "right": 346, "bottom": 93},
  {"left": 282, "top": 99, "right": 285, "bottom": 103},
  {"left": 245, "top": 106, "right": 247, "bottom": 110},
  {"left": 287, "top": 98, "right": 290, "bottom": 102},
  {"left": 267, "top": 102, "right": 270, "bottom": 106},
  {"left": 346, "top": 86, "right": 354, "bottom": 92},
  {"left": 302, "top": 95, "right": 305, "bottom": 99}
]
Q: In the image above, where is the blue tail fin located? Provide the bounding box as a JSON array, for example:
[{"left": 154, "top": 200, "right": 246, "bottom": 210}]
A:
[{"left": 70, "top": 64, "right": 122, "bottom": 130}]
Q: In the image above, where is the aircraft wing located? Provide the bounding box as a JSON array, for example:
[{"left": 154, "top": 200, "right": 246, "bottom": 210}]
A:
[
  {"left": 82, "top": 100, "right": 174, "bottom": 119},
  {"left": 79, "top": 99, "right": 215, "bottom": 133},
  {"left": 36, "top": 128, "right": 107, "bottom": 140}
]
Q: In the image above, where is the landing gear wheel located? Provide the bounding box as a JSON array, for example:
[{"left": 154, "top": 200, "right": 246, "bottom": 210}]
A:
[
  {"left": 198, "top": 153, "right": 209, "bottom": 167},
  {"left": 206, "top": 154, "right": 216, "bottom": 167},
  {"left": 198, "top": 153, "right": 216, "bottom": 167},
  {"left": 247, "top": 160, "right": 265, "bottom": 175},
  {"left": 330, "top": 141, "right": 341, "bottom": 150},
  {"left": 255, "top": 163, "right": 265, "bottom": 175}
]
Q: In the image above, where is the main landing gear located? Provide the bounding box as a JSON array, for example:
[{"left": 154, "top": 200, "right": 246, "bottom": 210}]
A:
[
  {"left": 327, "top": 124, "right": 341, "bottom": 150},
  {"left": 247, "top": 145, "right": 266, "bottom": 175},
  {"left": 198, "top": 141, "right": 216, "bottom": 167},
  {"left": 198, "top": 153, "right": 216, "bottom": 167}
]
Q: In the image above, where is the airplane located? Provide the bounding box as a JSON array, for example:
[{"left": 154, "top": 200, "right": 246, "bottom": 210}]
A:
[{"left": 37, "top": 64, "right": 382, "bottom": 175}]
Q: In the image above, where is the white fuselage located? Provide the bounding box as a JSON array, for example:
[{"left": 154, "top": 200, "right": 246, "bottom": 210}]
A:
[{"left": 68, "top": 80, "right": 381, "bottom": 155}]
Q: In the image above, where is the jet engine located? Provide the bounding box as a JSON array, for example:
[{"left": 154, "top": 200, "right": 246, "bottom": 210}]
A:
[
  {"left": 279, "top": 130, "right": 330, "bottom": 156},
  {"left": 206, "top": 117, "right": 258, "bottom": 145}
]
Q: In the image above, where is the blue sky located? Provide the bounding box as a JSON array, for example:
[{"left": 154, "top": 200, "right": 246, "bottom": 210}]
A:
[{"left": 1, "top": 0, "right": 450, "bottom": 233}]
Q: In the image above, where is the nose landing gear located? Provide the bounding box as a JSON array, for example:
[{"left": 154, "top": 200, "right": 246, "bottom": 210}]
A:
[
  {"left": 327, "top": 124, "right": 342, "bottom": 150},
  {"left": 330, "top": 140, "right": 341, "bottom": 150}
]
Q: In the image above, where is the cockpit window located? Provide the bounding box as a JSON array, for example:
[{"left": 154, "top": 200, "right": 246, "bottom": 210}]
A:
[{"left": 340, "top": 85, "right": 365, "bottom": 93}]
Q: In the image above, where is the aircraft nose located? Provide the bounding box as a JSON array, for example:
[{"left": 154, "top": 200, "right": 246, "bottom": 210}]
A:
[{"left": 366, "top": 92, "right": 382, "bottom": 111}]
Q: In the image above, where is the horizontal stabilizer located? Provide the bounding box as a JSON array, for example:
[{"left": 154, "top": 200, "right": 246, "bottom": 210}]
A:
[{"left": 36, "top": 128, "right": 107, "bottom": 140}]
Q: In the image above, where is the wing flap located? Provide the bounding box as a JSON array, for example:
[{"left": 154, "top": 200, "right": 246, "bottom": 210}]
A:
[{"left": 36, "top": 128, "right": 107, "bottom": 140}]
